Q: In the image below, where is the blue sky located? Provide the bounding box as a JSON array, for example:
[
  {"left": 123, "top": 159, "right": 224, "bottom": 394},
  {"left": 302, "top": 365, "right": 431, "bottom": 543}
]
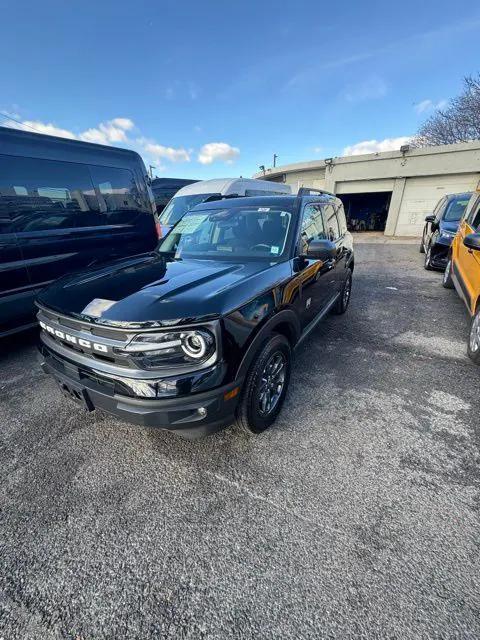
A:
[{"left": 1, "top": 0, "right": 479, "bottom": 179}]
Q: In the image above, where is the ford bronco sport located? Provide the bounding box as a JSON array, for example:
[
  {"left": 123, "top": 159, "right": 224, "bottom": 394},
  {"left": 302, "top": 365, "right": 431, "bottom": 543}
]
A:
[{"left": 37, "top": 189, "right": 354, "bottom": 438}]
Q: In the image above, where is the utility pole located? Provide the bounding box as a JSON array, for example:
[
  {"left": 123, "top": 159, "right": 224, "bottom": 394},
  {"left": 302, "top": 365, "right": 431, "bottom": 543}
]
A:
[
  {"left": 273, "top": 154, "right": 278, "bottom": 168},
  {"left": 149, "top": 165, "right": 155, "bottom": 179}
]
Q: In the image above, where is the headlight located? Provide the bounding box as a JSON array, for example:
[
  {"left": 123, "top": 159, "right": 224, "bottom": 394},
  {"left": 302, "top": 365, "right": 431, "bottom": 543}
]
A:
[
  {"left": 440, "top": 231, "right": 455, "bottom": 240},
  {"left": 115, "top": 329, "right": 216, "bottom": 369}
]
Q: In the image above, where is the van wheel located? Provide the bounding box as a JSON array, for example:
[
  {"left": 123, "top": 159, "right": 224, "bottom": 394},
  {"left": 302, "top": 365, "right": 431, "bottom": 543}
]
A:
[
  {"left": 235, "top": 334, "right": 291, "bottom": 434},
  {"left": 467, "top": 309, "right": 480, "bottom": 365},
  {"left": 334, "top": 270, "right": 352, "bottom": 314},
  {"left": 443, "top": 259, "right": 454, "bottom": 289}
]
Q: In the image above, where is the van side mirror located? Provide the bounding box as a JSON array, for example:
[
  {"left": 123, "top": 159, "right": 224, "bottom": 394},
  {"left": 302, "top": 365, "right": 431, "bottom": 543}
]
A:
[
  {"left": 425, "top": 215, "right": 435, "bottom": 223},
  {"left": 463, "top": 233, "right": 480, "bottom": 252},
  {"left": 305, "top": 239, "right": 336, "bottom": 260}
]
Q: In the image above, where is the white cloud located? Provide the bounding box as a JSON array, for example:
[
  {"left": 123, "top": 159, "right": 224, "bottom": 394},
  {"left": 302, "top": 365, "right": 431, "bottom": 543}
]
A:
[
  {"left": 139, "top": 139, "right": 191, "bottom": 163},
  {"left": 80, "top": 119, "right": 133, "bottom": 144},
  {"left": 414, "top": 98, "right": 448, "bottom": 114},
  {"left": 313, "top": 146, "right": 323, "bottom": 154},
  {"left": 198, "top": 142, "right": 240, "bottom": 165},
  {"left": 343, "top": 136, "right": 412, "bottom": 156},
  {"left": 20, "top": 121, "right": 77, "bottom": 139},
  {"left": 110, "top": 117, "right": 134, "bottom": 130},
  {"left": 5, "top": 117, "right": 136, "bottom": 145}
]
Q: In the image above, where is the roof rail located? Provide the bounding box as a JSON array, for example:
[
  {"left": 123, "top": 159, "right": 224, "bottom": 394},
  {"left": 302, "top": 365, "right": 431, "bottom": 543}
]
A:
[{"left": 297, "top": 187, "right": 334, "bottom": 198}]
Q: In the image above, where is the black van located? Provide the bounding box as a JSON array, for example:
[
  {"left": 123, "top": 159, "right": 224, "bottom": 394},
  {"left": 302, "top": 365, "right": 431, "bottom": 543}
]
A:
[
  {"left": 0, "top": 126, "right": 157, "bottom": 337},
  {"left": 151, "top": 177, "right": 198, "bottom": 213}
]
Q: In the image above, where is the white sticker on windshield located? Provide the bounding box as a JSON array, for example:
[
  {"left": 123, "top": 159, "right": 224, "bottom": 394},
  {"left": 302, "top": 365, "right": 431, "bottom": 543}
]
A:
[
  {"left": 177, "top": 214, "right": 208, "bottom": 233},
  {"left": 258, "top": 207, "right": 270, "bottom": 212},
  {"left": 270, "top": 246, "right": 279, "bottom": 255}
]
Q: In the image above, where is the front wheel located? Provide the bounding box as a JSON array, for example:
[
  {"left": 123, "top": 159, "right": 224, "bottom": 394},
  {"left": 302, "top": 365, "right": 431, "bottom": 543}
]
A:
[
  {"left": 235, "top": 334, "right": 291, "bottom": 434},
  {"left": 443, "top": 259, "right": 454, "bottom": 289},
  {"left": 419, "top": 233, "right": 425, "bottom": 254},
  {"left": 468, "top": 308, "right": 480, "bottom": 365},
  {"left": 424, "top": 244, "right": 434, "bottom": 270},
  {"left": 334, "top": 270, "right": 353, "bottom": 314}
]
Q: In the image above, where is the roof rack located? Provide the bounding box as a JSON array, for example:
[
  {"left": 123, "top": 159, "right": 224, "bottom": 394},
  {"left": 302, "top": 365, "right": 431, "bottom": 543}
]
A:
[{"left": 297, "top": 187, "right": 334, "bottom": 198}]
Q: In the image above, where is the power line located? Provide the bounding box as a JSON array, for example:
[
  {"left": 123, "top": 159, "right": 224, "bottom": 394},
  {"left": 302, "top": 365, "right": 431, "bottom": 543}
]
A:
[{"left": 0, "top": 111, "right": 44, "bottom": 134}]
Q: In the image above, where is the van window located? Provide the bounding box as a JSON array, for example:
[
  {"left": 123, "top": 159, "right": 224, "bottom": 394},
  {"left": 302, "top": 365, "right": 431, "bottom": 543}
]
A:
[
  {"left": 159, "top": 193, "right": 220, "bottom": 226},
  {"left": 0, "top": 154, "right": 100, "bottom": 232},
  {"left": 88, "top": 165, "right": 146, "bottom": 223}
]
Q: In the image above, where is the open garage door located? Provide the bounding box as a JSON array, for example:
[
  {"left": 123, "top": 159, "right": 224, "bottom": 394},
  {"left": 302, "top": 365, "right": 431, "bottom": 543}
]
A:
[
  {"left": 337, "top": 191, "right": 392, "bottom": 233},
  {"left": 395, "top": 173, "right": 480, "bottom": 236}
]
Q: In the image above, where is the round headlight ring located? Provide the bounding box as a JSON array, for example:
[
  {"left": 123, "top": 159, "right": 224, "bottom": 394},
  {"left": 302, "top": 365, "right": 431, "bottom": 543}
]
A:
[{"left": 181, "top": 331, "right": 209, "bottom": 359}]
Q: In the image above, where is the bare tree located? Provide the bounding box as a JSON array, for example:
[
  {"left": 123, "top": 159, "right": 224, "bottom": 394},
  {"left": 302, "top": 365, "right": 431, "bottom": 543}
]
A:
[{"left": 413, "top": 75, "right": 480, "bottom": 147}]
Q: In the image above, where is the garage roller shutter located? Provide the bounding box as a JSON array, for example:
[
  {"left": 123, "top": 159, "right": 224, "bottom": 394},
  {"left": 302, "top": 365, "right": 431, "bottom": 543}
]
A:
[{"left": 395, "top": 173, "right": 479, "bottom": 236}]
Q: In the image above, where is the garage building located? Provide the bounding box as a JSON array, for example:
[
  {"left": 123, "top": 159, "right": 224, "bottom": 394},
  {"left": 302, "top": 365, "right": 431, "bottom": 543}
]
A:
[{"left": 254, "top": 141, "right": 480, "bottom": 236}]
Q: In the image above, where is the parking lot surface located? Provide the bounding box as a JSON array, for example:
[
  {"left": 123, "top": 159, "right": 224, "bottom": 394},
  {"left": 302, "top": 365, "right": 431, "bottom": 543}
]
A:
[{"left": 1, "top": 242, "right": 479, "bottom": 639}]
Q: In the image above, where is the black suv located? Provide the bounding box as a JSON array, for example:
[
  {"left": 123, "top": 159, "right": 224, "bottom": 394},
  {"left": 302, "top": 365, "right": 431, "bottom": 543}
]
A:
[
  {"left": 37, "top": 190, "right": 354, "bottom": 438},
  {"left": 421, "top": 192, "right": 472, "bottom": 270}
]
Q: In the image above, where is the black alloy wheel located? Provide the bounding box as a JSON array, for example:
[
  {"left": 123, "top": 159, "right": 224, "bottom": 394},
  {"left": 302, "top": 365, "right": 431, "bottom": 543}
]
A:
[
  {"left": 334, "top": 270, "right": 353, "bottom": 315},
  {"left": 235, "top": 334, "right": 291, "bottom": 434}
]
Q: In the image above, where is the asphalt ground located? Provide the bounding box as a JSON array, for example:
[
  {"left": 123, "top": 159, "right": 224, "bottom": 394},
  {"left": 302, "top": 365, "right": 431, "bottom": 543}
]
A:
[{"left": 1, "top": 242, "right": 479, "bottom": 639}]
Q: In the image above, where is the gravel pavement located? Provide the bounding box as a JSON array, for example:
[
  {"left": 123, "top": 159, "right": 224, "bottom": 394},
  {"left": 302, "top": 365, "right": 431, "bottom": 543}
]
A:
[{"left": 1, "top": 242, "right": 479, "bottom": 639}]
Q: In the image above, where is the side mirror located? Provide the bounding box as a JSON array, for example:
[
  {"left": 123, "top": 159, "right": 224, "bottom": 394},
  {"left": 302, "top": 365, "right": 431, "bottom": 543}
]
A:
[
  {"left": 305, "top": 239, "right": 336, "bottom": 260},
  {"left": 463, "top": 233, "right": 480, "bottom": 252},
  {"left": 425, "top": 215, "right": 436, "bottom": 223}
]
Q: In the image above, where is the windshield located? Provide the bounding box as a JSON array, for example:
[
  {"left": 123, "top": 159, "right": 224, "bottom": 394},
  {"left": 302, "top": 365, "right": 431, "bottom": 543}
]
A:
[
  {"left": 158, "top": 205, "right": 293, "bottom": 260},
  {"left": 159, "top": 193, "right": 219, "bottom": 226},
  {"left": 444, "top": 196, "right": 470, "bottom": 222}
]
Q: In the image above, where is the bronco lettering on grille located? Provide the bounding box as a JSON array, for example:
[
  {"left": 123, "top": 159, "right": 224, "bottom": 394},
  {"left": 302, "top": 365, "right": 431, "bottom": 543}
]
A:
[{"left": 40, "top": 321, "right": 108, "bottom": 353}]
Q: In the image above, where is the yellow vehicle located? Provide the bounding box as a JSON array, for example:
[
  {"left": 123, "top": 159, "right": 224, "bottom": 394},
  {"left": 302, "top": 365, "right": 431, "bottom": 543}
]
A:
[{"left": 443, "top": 192, "right": 480, "bottom": 364}]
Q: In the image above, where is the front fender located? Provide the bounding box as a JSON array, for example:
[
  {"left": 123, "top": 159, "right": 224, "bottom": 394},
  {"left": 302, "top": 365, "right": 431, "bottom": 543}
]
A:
[{"left": 233, "top": 308, "right": 301, "bottom": 380}]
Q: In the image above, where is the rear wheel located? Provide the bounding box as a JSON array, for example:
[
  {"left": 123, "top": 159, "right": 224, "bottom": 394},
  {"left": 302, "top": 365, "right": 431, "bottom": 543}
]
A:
[
  {"left": 235, "top": 334, "right": 291, "bottom": 434},
  {"left": 334, "top": 270, "right": 353, "bottom": 315},
  {"left": 467, "top": 308, "right": 480, "bottom": 365},
  {"left": 443, "top": 259, "right": 454, "bottom": 289}
]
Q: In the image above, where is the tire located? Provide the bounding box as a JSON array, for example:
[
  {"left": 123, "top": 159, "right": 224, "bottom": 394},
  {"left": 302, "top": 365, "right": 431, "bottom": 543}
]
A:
[
  {"left": 419, "top": 235, "right": 425, "bottom": 254},
  {"left": 442, "top": 259, "right": 454, "bottom": 289},
  {"left": 467, "top": 308, "right": 480, "bottom": 365},
  {"left": 235, "top": 334, "right": 291, "bottom": 434},
  {"left": 334, "top": 270, "right": 353, "bottom": 315},
  {"left": 424, "top": 244, "right": 434, "bottom": 270}
]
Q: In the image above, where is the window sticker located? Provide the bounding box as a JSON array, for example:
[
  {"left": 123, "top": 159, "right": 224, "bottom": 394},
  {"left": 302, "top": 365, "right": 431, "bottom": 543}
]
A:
[
  {"left": 176, "top": 214, "right": 208, "bottom": 233},
  {"left": 270, "top": 246, "right": 279, "bottom": 255}
]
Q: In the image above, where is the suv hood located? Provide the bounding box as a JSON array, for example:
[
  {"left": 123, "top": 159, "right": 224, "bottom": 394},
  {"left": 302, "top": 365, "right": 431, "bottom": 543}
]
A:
[{"left": 37, "top": 253, "right": 289, "bottom": 326}]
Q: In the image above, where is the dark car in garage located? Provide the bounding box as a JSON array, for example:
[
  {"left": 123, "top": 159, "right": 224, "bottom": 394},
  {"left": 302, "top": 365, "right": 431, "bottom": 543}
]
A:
[{"left": 421, "top": 192, "right": 472, "bottom": 270}]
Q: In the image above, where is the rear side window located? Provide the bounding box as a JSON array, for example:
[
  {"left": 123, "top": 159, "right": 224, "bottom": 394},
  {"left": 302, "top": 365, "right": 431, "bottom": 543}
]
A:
[
  {"left": 336, "top": 203, "right": 348, "bottom": 235},
  {"left": 324, "top": 204, "right": 340, "bottom": 241},
  {"left": 0, "top": 154, "right": 100, "bottom": 232},
  {"left": 88, "top": 165, "right": 147, "bottom": 223},
  {"left": 300, "top": 204, "right": 326, "bottom": 252},
  {"left": 470, "top": 199, "right": 480, "bottom": 231}
]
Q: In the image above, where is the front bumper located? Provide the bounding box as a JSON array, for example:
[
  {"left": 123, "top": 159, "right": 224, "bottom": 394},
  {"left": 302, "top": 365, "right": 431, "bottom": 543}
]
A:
[
  {"left": 430, "top": 238, "right": 453, "bottom": 269},
  {"left": 38, "top": 344, "right": 242, "bottom": 439}
]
